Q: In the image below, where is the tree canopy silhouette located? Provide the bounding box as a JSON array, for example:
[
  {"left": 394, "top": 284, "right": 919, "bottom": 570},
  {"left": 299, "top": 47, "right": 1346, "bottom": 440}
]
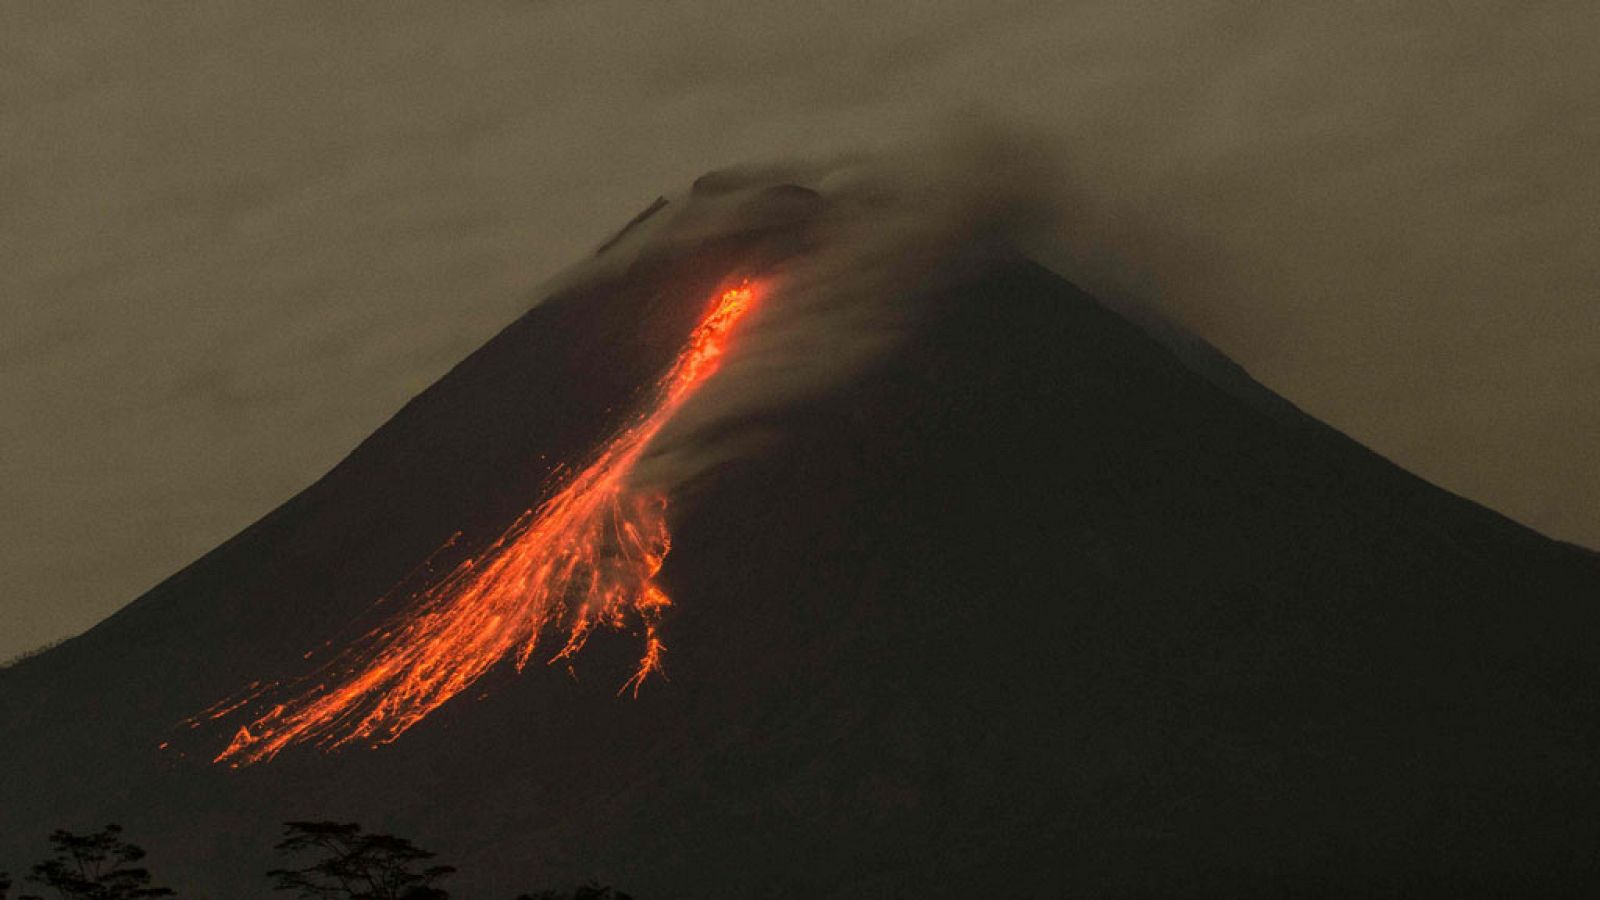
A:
[
  {"left": 267, "top": 821, "right": 455, "bottom": 900},
  {"left": 3, "top": 821, "right": 634, "bottom": 898},
  {"left": 17, "top": 824, "right": 174, "bottom": 900}
]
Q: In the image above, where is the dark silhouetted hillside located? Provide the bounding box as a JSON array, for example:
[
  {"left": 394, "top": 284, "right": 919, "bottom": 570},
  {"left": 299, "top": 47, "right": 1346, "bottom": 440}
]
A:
[{"left": 3, "top": 185, "right": 1597, "bottom": 897}]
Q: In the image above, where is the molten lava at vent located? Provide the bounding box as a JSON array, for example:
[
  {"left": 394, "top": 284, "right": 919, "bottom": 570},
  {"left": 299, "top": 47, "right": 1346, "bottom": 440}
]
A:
[{"left": 208, "top": 280, "right": 761, "bottom": 766}]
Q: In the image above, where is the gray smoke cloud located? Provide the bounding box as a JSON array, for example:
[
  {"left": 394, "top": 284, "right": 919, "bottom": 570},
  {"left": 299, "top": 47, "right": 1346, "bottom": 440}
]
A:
[{"left": 552, "top": 129, "right": 1072, "bottom": 492}]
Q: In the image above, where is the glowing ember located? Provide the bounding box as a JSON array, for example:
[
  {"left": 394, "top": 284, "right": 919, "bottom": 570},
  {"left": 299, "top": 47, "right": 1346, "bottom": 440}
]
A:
[{"left": 209, "top": 280, "right": 761, "bottom": 766}]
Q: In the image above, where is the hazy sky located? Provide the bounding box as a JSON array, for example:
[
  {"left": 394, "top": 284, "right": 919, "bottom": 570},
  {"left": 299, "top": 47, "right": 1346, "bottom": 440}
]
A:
[{"left": 2, "top": 0, "right": 1596, "bottom": 661}]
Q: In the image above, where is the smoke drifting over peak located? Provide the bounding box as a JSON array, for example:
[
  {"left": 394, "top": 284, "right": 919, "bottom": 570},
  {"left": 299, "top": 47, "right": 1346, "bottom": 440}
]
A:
[{"left": 558, "top": 133, "right": 1071, "bottom": 493}]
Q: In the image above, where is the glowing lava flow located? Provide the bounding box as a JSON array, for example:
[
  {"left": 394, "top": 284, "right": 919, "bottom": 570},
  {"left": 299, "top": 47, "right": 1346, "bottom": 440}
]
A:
[{"left": 211, "top": 280, "right": 760, "bottom": 766}]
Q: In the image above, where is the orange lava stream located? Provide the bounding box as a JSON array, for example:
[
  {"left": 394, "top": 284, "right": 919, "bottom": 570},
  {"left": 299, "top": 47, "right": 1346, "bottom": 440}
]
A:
[{"left": 212, "top": 280, "right": 759, "bottom": 766}]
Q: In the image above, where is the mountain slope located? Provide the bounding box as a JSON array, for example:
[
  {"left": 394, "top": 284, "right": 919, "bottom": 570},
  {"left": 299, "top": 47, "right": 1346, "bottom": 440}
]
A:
[{"left": 2, "top": 190, "right": 1597, "bottom": 897}]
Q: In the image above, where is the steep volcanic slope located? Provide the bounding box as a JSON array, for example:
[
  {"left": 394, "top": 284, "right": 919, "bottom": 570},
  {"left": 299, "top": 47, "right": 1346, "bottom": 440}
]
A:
[{"left": 2, "top": 190, "right": 1598, "bottom": 896}]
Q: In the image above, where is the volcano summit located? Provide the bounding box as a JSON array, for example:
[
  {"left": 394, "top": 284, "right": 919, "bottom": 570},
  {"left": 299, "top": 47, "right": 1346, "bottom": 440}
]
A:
[{"left": 2, "top": 164, "right": 1598, "bottom": 897}]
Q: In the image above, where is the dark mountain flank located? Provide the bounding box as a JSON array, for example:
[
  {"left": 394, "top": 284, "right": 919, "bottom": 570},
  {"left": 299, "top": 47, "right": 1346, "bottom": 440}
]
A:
[{"left": 3, "top": 182, "right": 1597, "bottom": 898}]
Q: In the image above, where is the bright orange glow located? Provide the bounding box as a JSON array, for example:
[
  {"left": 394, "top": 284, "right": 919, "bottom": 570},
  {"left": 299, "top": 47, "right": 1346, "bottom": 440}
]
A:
[{"left": 209, "top": 280, "right": 760, "bottom": 766}]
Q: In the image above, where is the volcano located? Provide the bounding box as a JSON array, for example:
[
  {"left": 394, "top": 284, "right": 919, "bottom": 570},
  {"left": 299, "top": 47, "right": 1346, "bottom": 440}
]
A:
[{"left": 2, "top": 170, "right": 1598, "bottom": 898}]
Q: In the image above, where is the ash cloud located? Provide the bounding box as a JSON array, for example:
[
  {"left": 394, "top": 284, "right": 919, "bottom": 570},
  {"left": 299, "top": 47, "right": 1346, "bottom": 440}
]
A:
[{"left": 556, "top": 129, "right": 1073, "bottom": 493}]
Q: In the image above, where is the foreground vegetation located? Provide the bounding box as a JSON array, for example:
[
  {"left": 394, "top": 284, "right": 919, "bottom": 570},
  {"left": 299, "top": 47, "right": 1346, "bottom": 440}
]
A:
[{"left": 0, "top": 823, "right": 631, "bottom": 900}]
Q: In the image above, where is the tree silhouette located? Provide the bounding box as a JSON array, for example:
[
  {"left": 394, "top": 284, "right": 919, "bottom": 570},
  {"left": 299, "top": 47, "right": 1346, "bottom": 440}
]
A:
[
  {"left": 2, "top": 870, "right": 12, "bottom": 900},
  {"left": 18, "top": 824, "right": 174, "bottom": 899},
  {"left": 515, "top": 883, "right": 633, "bottom": 900},
  {"left": 267, "top": 821, "right": 455, "bottom": 900}
]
